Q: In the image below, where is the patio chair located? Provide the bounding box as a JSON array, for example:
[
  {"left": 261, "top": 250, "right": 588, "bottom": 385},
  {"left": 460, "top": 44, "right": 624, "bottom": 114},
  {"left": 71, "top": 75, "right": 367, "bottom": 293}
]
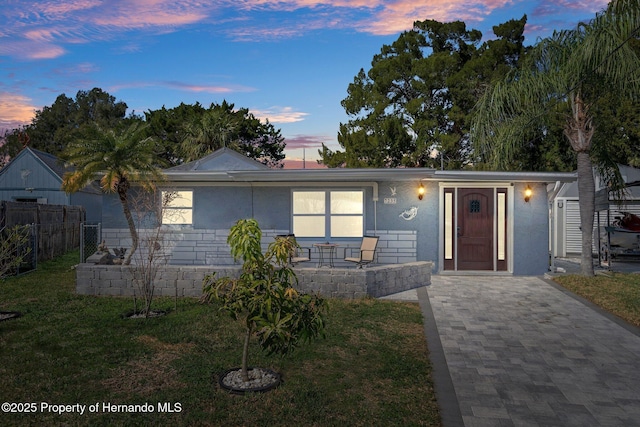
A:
[
  {"left": 344, "top": 235, "right": 379, "bottom": 268},
  {"left": 276, "top": 234, "right": 311, "bottom": 266}
]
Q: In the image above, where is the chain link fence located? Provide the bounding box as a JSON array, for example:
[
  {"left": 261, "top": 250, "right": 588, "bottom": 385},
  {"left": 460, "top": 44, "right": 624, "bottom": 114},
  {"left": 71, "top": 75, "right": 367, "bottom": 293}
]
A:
[{"left": 80, "top": 222, "right": 102, "bottom": 263}]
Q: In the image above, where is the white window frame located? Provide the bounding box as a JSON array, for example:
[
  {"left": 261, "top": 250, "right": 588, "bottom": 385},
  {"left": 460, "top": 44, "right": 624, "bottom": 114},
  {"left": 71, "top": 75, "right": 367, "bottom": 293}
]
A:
[
  {"left": 161, "top": 190, "right": 193, "bottom": 225},
  {"left": 292, "top": 190, "right": 364, "bottom": 239}
]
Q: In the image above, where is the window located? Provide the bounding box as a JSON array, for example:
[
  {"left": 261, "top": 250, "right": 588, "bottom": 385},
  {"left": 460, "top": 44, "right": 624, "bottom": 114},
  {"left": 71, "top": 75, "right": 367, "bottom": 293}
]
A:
[
  {"left": 292, "top": 190, "right": 363, "bottom": 238},
  {"left": 162, "top": 191, "right": 193, "bottom": 225}
]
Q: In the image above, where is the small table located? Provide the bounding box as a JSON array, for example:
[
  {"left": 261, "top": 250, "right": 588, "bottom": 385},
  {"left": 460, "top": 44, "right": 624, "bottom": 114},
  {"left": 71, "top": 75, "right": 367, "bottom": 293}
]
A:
[{"left": 313, "top": 243, "right": 338, "bottom": 268}]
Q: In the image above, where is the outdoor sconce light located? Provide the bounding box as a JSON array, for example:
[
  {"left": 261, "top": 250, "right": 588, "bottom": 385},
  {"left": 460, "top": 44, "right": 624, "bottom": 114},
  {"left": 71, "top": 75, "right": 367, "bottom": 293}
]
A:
[
  {"left": 418, "top": 183, "right": 425, "bottom": 200},
  {"left": 524, "top": 185, "right": 533, "bottom": 203}
]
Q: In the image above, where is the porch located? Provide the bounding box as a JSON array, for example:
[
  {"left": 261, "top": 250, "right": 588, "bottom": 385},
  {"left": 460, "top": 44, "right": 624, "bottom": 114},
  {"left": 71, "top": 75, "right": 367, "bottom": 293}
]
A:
[{"left": 75, "top": 261, "right": 432, "bottom": 300}]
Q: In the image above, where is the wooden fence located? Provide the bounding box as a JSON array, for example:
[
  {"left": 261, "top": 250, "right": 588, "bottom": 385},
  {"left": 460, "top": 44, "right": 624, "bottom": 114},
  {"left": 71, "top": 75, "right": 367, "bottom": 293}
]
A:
[{"left": 0, "top": 201, "right": 86, "bottom": 262}]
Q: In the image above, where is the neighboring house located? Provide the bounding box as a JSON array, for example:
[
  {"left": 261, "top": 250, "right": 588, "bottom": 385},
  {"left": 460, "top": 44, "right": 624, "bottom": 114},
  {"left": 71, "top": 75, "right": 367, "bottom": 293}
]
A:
[
  {"left": 552, "top": 164, "right": 640, "bottom": 257},
  {"left": 0, "top": 147, "right": 102, "bottom": 222},
  {"left": 100, "top": 148, "right": 576, "bottom": 275}
]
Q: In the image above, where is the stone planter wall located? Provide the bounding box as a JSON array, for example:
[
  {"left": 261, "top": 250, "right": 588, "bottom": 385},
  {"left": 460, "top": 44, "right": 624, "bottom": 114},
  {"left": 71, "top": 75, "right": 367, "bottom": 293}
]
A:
[{"left": 75, "top": 262, "right": 432, "bottom": 299}]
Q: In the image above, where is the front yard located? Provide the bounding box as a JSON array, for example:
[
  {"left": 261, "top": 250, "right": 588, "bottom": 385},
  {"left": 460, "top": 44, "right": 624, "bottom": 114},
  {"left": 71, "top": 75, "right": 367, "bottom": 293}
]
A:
[{"left": 0, "top": 251, "right": 441, "bottom": 426}]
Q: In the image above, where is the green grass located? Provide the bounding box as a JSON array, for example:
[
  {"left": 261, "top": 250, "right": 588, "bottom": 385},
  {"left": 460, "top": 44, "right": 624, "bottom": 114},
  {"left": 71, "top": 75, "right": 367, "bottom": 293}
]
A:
[
  {"left": 0, "top": 251, "right": 441, "bottom": 426},
  {"left": 554, "top": 272, "right": 640, "bottom": 328}
]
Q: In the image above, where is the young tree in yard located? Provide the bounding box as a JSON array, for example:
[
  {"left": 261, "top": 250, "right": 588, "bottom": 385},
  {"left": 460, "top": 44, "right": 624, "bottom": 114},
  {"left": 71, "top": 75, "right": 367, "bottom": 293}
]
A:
[
  {"left": 202, "top": 219, "right": 326, "bottom": 384},
  {"left": 128, "top": 189, "right": 178, "bottom": 317},
  {"left": 472, "top": 0, "right": 640, "bottom": 276},
  {"left": 62, "top": 123, "right": 165, "bottom": 265},
  {"left": 0, "top": 225, "right": 31, "bottom": 280}
]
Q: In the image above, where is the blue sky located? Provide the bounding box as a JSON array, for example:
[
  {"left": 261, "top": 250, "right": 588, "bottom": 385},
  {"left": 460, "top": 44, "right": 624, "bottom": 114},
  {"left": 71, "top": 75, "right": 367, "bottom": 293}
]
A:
[{"left": 0, "top": 0, "right": 609, "bottom": 167}]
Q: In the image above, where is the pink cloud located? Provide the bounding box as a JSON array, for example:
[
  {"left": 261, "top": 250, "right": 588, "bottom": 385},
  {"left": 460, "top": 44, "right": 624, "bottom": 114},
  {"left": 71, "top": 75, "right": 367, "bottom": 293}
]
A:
[
  {"left": 0, "top": 93, "right": 37, "bottom": 129},
  {"left": 109, "top": 80, "right": 256, "bottom": 94},
  {"left": 252, "top": 107, "right": 309, "bottom": 124},
  {"left": 38, "top": 0, "right": 102, "bottom": 15},
  {"left": 0, "top": 39, "right": 66, "bottom": 60},
  {"left": 2, "top": 0, "right": 613, "bottom": 63},
  {"left": 532, "top": 0, "right": 608, "bottom": 18},
  {"left": 2, "top": 0, "right": 215, "bottom": 61},
  {"left": 283, "top": 158, "right": 327, "bottom": 169},
  {"left": 284, "top": 134, "right": 330, "bottom": 149},
  {"left": 358, "top": 0, "right": 511, "bottom": 35}
]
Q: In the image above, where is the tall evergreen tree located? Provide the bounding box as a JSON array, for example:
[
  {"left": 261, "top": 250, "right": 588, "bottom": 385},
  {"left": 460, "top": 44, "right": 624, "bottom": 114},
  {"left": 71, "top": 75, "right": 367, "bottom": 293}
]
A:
[{"left": 321, "top": 17, "right": 528, "bottom": 169}]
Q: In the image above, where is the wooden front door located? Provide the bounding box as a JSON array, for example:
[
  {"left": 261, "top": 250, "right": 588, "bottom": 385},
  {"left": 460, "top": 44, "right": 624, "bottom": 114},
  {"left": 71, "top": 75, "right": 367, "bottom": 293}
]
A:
[{"left": 457, "top": 188, "right": 494, "bottom": 270}]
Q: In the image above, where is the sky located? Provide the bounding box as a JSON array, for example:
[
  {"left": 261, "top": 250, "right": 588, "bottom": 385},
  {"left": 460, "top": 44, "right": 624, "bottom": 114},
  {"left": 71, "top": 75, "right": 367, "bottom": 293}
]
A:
[{"left": 0, "top": 0, "right": 610, "bottom": 168}]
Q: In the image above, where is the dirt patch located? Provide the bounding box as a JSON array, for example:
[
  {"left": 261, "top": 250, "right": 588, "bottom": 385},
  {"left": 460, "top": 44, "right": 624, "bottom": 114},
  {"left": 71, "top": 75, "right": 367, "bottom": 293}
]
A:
[{"left": 101, "top": 335, "right": 195, "bottom": 395}]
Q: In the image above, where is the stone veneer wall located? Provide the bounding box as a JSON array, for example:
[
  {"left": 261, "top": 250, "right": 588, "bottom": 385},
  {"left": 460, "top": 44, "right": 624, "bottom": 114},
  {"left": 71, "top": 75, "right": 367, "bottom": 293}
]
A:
[
  {"left": 75, "top": 261, "right": 432, "bottom": 299},
  {"left": 101, "top": 228, "right": 418, "bottom": 267}
]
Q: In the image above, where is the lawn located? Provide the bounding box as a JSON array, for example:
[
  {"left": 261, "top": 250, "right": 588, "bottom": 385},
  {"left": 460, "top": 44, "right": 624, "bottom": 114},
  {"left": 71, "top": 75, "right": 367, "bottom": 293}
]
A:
[
  {"left": 0, "top": 251, "right": 441, "bottom": 426},
  {"left": 554, "top": 271, "right": 640, "bottom": 328}
]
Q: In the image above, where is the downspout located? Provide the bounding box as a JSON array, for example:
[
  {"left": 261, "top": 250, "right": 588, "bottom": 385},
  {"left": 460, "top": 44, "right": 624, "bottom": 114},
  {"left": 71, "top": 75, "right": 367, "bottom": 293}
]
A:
[
  {"left": 548, "top": 181, "right": 563, "bottom": 272},
  {"left": 372, "top": 182, "right": 378, "bottom": 235}
]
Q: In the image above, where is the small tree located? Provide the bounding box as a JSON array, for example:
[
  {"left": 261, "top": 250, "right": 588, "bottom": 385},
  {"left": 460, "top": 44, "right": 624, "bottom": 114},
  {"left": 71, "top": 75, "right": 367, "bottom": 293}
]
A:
[
  {"left": 0, "top": 225, "right": 32, "bottom": 280},
  {"left": 202, "top": 219, "right": 326, "bottom": 383},
  {"left": 128, "top": 190, "right": 176, "bottom": 318}
]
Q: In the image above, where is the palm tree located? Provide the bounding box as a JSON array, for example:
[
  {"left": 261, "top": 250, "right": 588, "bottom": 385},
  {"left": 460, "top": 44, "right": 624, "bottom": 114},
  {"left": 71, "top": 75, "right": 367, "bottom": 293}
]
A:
[
  {"left": 472, "top": 0, "right": 640, "bottom": 276},
  {"left": 62, "top": 123, "right": 165, "bottom": 265},
  {"left": 181, "top": 103, "right": 238, "bottom": 162}
]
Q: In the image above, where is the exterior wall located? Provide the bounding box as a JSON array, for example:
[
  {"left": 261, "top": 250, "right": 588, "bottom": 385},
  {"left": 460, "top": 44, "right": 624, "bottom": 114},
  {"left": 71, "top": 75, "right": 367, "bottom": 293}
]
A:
[
  {"left": 101, "top": 183, "right": 420, "bottom": 266},
  {"left": 102, "top": 227, "right": 417, "bottom": 266},
  {"left": 512, "top": 182, "right": 550, "bottom": 275},
  {"left": 75, "top": 261, "right": 432, "bottom": 299},
  {"left": 0, "top": 150, "right": 67, "bottom": 204},
  {"left": 375, "top": 181, "right": 439, "bottom": 269},
  {"left": 99, "top": 179, "right": 554, "bottom": 275},
  {"left": 70, "top": 192, "right": 102, "bottom": 223}
]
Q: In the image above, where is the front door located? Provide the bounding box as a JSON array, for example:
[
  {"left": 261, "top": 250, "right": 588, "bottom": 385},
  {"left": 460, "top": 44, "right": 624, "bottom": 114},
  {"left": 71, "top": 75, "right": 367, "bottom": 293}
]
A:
[{"left": 446, "top": 188, "right": 494, "bottom": 270}]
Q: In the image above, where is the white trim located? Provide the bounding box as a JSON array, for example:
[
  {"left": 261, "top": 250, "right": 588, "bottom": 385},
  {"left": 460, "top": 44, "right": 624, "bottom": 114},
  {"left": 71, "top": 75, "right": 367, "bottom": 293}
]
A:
[{"left": 438, "top": 183, "right": 514, "bottom": 273}]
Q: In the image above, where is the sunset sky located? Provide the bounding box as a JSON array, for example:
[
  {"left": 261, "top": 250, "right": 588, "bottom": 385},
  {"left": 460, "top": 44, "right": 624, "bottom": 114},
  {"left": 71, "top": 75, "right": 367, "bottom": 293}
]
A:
[{"left": 1, "top": 0, "right": 609, "bottom": 167}]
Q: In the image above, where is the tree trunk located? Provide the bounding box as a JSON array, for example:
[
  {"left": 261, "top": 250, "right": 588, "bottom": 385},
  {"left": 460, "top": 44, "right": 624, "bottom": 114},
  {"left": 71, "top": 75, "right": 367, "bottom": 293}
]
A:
[
  {"left": 565, "top": 94, "right": 595, "bottom": 276},
  {"left": 576, "top": 151, "right": 595, "bottom": 276},
  {"left": 118, "top": 188, "right": 138, "bottom": 266},
  {"left": 241, "top": 325, "right": 252, "bottom": 382}
]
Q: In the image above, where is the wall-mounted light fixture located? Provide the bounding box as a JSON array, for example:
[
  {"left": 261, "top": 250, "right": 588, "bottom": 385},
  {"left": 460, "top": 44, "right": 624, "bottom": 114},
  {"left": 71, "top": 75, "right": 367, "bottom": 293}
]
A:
[
  {"left": 418, "top": 183, "right": 425, "bottom": 200},
  {"left": 524, "top": 185, "right": 533, "bottom": 203}
]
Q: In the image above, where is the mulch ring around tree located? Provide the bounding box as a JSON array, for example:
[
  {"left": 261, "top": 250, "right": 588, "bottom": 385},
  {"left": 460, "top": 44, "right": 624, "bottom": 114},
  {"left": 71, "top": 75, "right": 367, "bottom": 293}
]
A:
[
  {"left": 218, "top": 367, "right": 281, "bottom": 394},
  {"left": 121, "top": 309, "right": 168, "bottom": 319},
  {"left": 0, "top": 311, "right": 22, "bottom": 322}
]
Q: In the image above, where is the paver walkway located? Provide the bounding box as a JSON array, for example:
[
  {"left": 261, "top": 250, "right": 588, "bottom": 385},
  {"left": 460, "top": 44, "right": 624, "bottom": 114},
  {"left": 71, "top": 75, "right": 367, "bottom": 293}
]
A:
[{"left": 416, "top": 275, "right": 640, "bottom": 427}]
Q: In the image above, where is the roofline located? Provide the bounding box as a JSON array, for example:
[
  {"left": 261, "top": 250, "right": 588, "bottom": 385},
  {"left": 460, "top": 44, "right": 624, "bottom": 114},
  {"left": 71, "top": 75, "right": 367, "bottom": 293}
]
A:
[
  {"left": 163, "top": 168, "right": 576, "bottom": 183},
  {"left": 431, "top": 170, "right": 577, "bottom": 183}
]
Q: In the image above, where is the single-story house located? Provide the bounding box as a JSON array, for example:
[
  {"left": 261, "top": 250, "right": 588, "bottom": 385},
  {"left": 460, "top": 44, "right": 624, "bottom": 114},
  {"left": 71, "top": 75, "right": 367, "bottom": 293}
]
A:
[
  {"left": 0, "top": 147, "right": 102, "bottom": 222},
  {"left": 99, "top": 148, "right": 576, "bottom": 276}
]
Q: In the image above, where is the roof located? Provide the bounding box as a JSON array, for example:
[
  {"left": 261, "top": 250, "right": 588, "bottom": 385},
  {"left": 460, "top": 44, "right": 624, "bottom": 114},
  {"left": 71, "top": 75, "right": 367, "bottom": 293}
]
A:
[
  {"left": 30, "top": 148, "right": 68, "bottom": 178},
  {"left": 163, "top": 148, "right": 577, "bottom": 184},
  {"left": 167, "top": 147, "right": 269, "bottom": 172},
  {"left": 165, "top": 168, "right": 576, "bottom": 184}
]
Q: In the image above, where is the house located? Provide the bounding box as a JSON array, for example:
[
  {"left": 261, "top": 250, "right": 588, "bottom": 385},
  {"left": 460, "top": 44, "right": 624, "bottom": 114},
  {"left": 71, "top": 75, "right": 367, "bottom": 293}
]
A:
[
  {"left": 552, "top": 164, "right": 640, "bottom": 257},
  {"left": 99, "top": 148, "right": 576, "bottom": 275},
  {"left": 0, "top": 147, "right": 102, "bottom": 222}
]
